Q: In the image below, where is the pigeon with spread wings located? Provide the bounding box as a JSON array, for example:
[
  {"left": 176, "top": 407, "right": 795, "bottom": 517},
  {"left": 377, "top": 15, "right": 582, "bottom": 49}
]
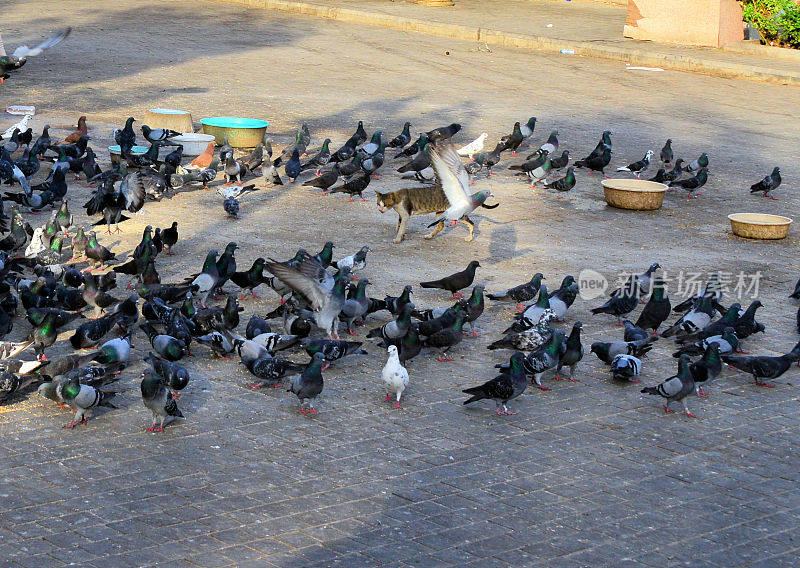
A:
[
  {"left": 84, "top": 170, "right": 146, "bottom": 233},
  {"left": 425, "top": 142, "right": 498, "bottom": 242}
]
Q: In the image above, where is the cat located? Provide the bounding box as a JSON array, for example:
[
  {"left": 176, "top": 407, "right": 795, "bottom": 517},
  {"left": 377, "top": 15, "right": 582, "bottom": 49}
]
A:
[{"left": 376, "top": 185, "right": 475, "bottom": 243}]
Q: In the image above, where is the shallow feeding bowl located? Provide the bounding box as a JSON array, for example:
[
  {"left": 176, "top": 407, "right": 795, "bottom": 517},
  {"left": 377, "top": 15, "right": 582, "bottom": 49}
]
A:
[
  {"left": 109, "top": 145, "right": 148, "bottom": 165},
  {"left": 601, "top": 179, "right": 667, "bottom": 211},
  {"left": 145, "top": 108, "right": 194, "bottom": 133},
  {"left": 728, "top": 213, "right": 792, "bottom": 240},
  {"left": 200, "top": 117, "right": 269, "bottom": 148},
  {"left": 169, "top": 133, "right": 216, "bottom": 156}
]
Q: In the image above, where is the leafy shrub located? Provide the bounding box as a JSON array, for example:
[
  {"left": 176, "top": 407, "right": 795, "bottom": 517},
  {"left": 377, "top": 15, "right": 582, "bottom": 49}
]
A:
[{"left": 741, "top": 0, "right": 800, "bottom": 47}]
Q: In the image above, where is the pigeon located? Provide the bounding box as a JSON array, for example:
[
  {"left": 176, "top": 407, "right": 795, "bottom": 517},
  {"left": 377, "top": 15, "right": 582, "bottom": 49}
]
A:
[
  {"left": 659, "top": 139, "right": 673, "bottom": 165},
  {"left": 84, "top": 170, "right": 146, "bottom": 233},
  {"left": 686, "top": 152, "right": 709, "bottom": 172},
  {"left": 190, "top": 249, "right": 219, "bottom": 308},
  {"left": 114, "top": 117, "right": 137, "bottom": 158},
  {"left": 669, "top": 168, "right": 708, "bottom": 198},
  {"left": 547, "top": 277, "right": 579, "bottom": 321},
  {"left": 162, "top": 221, "right": 178, "bottom": 255},
  {"left": 498, "top": 122, "right": 524, "bottom": 155},
  {"left": 690, "top": 343, "right": 723, "bottom": 396},
  {"left": 426, "top": 123, "right": 461, "bottom": 143},
  {"left": 734, "top": 300, "right": 765, "bottom": 339},
  {"left": 623, "top": 320, "right": 650, "bottom": 342},
  {"left": 387, "top": 122, "right": 412, "bottom": 149},
  {"left": 749, "top": 167, "right": 781, "bottom": 200},
  {"left": 384, "top": 285, "right": 414, "bottom": 316},
  {"left": 58, "top": 374, "right": 117, "bottom": 429},
  {"left": 382, "top": 345, "right": 409, "bottom": 409},
  {"left": 676, "top": 303, "right": 741, "bottom": 342},
  {"left": 332, "top": 246, "right": 370, "bottom": 275},
  {"left": 519, "top": 117, "right": 537, "bottom": 142},
  {"left": 635, "top": 279, "right": 671, "bottom": 334},
  {"left": 611, "top": 354, "right": 642, "bottom": 383},
  {"left": 790, "top": 277, "right": 800, "bottom": 300},
  {"left": 141, "top": 125, "right": 180, "bottom": 144},
  {"left": 300, "top": 139, "right": 331, "bottom": 174},
  {"left": 140, "top": 370, "right": 183, "bottom": 432},
  {"left": 590, "top": 337, "right": 657, "bottom": 364},
  {"left": 641, "top": 355, "right": 697, "bottom": 417},
  {"left": 508, "top": 284, "right": 551, "bottom": 333},
  {"left": 356, "top": 131, "right": 382, "bottom": 160},
  {"left": 662, "top": 295, "right": 715, "bottom": 338},
  {"left": 674, "top": 327, "right": 738, "bottom": 357},
  {"left": 288, "top": 352, "right": 325, "bottom": 414},
  {"left": 463, "top": 351, "right": 527, "bottom": 415},
  {"left": 196, "top": 331, "right": 234, "bottom": 358},
  {"left": 574, "top": 144, "right": 612, "bottom": 177},
  {"left": 329, "top": 171, "right": 371, "bottom": 201},
  {"left": 285, "top": 148, "right": 301, "bottom": 182},
  {"left": 556, "top": 321, "right": 584, "bottom": 381},
  {"left": 648, "top": 169, "right": 667, "bottom": 183},
  {"left": 145, "top": 353, "right": 190, "bottom": 399},
  {"left": 548, "top": 150, "right": 570, "bottom": 171},
  {"left": 223, "top": 196, "right": 239, "bottom": 218},
  {"left": 510, "top": 150, "right": 548, "bottom": 174},
  {"left": 487, "top": 272, "right": 544, "bottom": 312},
  {"left": 0, "top": 28, "right": 70, "bottom": 81},
  {"left": 423, "top": 312, "right": 465, "bottom": 362},
  {"left": 590, "top": 285, "right": 639, "bottom": 324},
  {"left": 662, "top": 158, "right": 685, "bottom": 183},
  {"left": 420, "top": 260, "right": 480, "bottom": 299},
  {"left": 1, "top": 116, "right": 31, "bottom": 140},
  {"left": 266, "top": 262, "right": 348, "bottom": 339},
  {"left": 139, "top": 322, "right": 187, "bottom": 361},
  {"left": 542, "top": 166, "right": 576, "bottom": 194},
  {"left": 617, "top": 150, "right": 654, "bottom": 178},
  {"left": 487, "top": 310, "right": 555, "bottom": 351},
  {"left": 302, "top": 165, "right": 339, "bottom": 194},
  {"left": 523, "top": 157, "right": 552, "bottom": 186},
  {"left": 457, "top": 133, "right": 488, "bottom": 159},
  {"left": 367, "top": 303, "right": 414, "bottom": 343},
  {"left": 538, "top": 130, "right": 559, "bottom": 155},
  {"left": 722, "top": 341, "right": 800, "bottom": 388},
  {"left": 304, "top": 338, "right": 367, "bottom": 366},
  {"left": 515, "top": 330, "right": 566, "bottom": 390}
]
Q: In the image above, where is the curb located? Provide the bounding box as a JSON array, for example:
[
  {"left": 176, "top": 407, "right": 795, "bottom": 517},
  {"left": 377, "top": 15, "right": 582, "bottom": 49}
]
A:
[{"left": 217, "top": 0, "right": 800, "bottom": 86}]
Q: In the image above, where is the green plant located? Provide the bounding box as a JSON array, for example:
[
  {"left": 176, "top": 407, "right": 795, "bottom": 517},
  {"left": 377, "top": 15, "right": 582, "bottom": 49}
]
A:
[{"left": 740, "top": 0, "right": 800, "bottom": 47}]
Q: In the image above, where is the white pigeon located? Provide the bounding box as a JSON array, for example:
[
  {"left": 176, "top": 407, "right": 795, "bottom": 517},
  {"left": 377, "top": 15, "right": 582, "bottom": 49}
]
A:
[
  {"left": 2, "top": 114, "right": 32, "bottom": 140},
  {"left": 332, "top": 246, "right": 370, "bottom": 274},
  {"left": 427, "top": 142, "right": 494, "bottom": 226},
  {"left": 216, "top": 184, "right": 256, "bottom": 200},
  {"left": 382, "top": 345, "right": 409, "bottom": 409},
  {"left": 457, "top": 133, "right": 488, "bottom": 159},
  {"left": 24, "top": 227, "right": 46, "bottom": 258}
]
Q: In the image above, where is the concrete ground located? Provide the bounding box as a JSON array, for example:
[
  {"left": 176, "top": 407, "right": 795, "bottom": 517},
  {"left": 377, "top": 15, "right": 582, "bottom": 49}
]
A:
[{"left": 1, "top": 1, "right": 800, "bottom": 567}]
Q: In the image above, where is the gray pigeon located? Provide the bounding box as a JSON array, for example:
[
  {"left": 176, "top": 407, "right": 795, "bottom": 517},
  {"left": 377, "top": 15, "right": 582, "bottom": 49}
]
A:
[
  {"left": 288, "top": 352, "right": 325, "bottom": 414},
  {"left": 641, "top": 355, "right": 697, "bottom": 417},
  {"left": 140, "top": 370, "right": 183, "bottom": 432}
]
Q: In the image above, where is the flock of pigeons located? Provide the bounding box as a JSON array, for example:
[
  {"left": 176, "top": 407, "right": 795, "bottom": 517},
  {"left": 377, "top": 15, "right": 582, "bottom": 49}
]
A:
[{"left": 0, "top": 104, "right": 793, "bottom": 430}]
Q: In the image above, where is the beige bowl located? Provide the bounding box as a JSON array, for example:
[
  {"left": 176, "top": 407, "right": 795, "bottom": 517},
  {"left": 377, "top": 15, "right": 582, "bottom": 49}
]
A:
[
  {"left": 728, "top": 213, "right": 793, "bottom": 240},
  {"left": 145, "top": 108, "right": 194, "bottom": 133},
  {"left": 601, "top": 179, "right": 667, "bottom": 210}
]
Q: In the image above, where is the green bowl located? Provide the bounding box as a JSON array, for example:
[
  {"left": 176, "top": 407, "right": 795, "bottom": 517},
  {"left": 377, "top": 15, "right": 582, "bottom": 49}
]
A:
[{"left": 200, "top": 117, "right": 269, "bottom": 148}]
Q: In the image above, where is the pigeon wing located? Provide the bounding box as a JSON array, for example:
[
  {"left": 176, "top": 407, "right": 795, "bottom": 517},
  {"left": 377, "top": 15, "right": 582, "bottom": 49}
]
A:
[
  {"left": 266, "top": 262, "right": 328, "bottom": 311},
  {"left": 429, "top": 143, "right": 470, "bottom": 209}
]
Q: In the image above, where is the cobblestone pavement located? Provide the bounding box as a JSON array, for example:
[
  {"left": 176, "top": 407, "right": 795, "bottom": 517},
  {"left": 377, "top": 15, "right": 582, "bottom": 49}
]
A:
[{"left": 1, "top": 1, "right": 800, "bottom": 567}]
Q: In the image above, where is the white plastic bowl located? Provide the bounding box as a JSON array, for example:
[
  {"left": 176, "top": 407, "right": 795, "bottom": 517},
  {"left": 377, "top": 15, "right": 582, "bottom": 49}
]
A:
[{"left": 170, "top": 133, "right": 216, "bottom": 156}]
